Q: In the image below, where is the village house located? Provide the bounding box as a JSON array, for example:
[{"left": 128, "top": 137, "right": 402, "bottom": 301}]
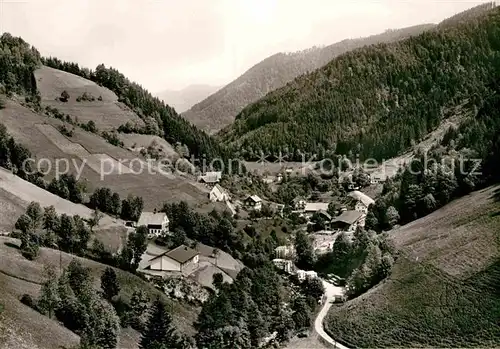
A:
[
  {"left": 244, "top": 195, "right": 262, "bottom": 211},
  {"left": 296, "top": 269, "right": 318, "bottom": 282},
  {"left": 275, "top": 245, "right": 296, "bottom": 259},
  {"left": 331, "top": 210, "right": 364, "bottom": 233},
  {"left": 209, "top": 184, "right": 230, "bottom": 202},
  {"left": 292, "top": 197, "right": 307, "bottom": 210},
  {"left": 137, "top": 211, "right": 169, "bottom": 238},
  {"left": 272, "top": 258, "right": 294, "bottom": 274},
  {"left": 198, "top": 171, "right": 222, "bottom": 185},
  {"left": 145, "top": 244, "right": 199, "bottom": 276},
  {"left": 348, "top": 191, "right": 375, "bottom": 214},
  {"left": 304, "top": 202, "right": 329, "bottom": 218}
]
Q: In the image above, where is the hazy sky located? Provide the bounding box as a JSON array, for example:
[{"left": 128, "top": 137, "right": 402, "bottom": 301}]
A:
[{"left": 0, "top": 0, "right": 488, "bottom": 92}]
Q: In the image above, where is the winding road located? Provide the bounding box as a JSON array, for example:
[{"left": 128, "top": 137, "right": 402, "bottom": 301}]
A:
[{"left": 314, "top": 279, "right": 350, "bottom": 349}]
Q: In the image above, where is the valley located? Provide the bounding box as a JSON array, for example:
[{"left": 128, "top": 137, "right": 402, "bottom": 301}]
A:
[{"left": 0, "top": 2, "right": 500, "bottom": 349}]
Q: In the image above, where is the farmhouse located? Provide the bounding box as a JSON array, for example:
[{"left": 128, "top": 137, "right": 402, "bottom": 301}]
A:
[
  {"left": 146, "top": 244, "right": 199, "bottom": 276},
  {"left": 209, "top": 184, "right": 230, "bottom": 202},
  {"left": 331, "top": 210, "right": 364, "bottom": 233},
  {"left": 244, "top": 195, "right": 262, "bottom": 211},
  {"left": 348, "top": 191, "right": 375, "bottom": 214},
  {"left": 137, "top": 211, "right": 169, "bottom": 238},
  {"left": 304, "top": 202, "right": 329, "bottom": 217},
  {"left": 198, "top": 171, "right": 222, "bottom": 184}
]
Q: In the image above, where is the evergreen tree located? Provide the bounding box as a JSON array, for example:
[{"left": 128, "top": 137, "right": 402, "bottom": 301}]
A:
[
  {"left": 100, "top": 267, "right": 120, "bottom": 301},
  {"left": 140, "top": 298, "right": 180, "bottom": 349}
]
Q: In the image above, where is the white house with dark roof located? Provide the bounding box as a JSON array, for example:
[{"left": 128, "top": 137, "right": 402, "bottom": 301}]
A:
[
  {"left": 348, "top": 191, "right": 375, "bottom": 214},
  {"left": 244, "top": 195, "right": 262, "bottom": 211},
  {"left": 137, "top": 212, "right": 169, "bottom": 238},
  {"left": 146, "top": 244, "right": 199, "bottom": 276}
]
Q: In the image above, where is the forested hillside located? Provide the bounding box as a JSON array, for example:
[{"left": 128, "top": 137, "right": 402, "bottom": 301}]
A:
[
  {"left": 182, "top": 24, "right": 434, "bottom": 134},
  {"left": 221, "top": 3, "right": 498, "bottom": 161},
  {"left": 0, "top": 33, "right": 41, "bottom": 95}
]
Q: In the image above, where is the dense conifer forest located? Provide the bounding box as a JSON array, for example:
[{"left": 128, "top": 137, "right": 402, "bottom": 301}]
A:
[{"left": 221, "top": 3, "right": 498, "bottom": 161}]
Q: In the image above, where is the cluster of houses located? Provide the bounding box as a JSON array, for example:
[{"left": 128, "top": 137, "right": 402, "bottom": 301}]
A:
[
  {"left": 291, "top": 190, "right": 375, "bottom": 234},
  {"left": 139, "top": 242, "right": 243, "bottom": 291},
  {"left": 272, "top": 246, "right": 318, "bottom": 281}
]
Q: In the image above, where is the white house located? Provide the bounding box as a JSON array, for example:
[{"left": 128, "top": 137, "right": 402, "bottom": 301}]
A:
[
  {"left": 137, "top": 212, "right": 169, "bottom": 238},
  {"left": 244, "top": 195, "right": 262, "bottom": 211},
  {"left": 209, "top": 184, "right": 230, "bottom": 202},
  {"left": 198, "top": 171, "right": 222, "bottom": 185},
  {"left": 146, "top": 244, "right": 199, "bottom": 276},
  {"left": 275, "top": 245, "right": 296, "bottom": 259},
  {"left": 296, "top": 269, "right": 318, "bottom": 282},
  {"left": 348, "top": 191, "right": 375, "bottom": 214}
]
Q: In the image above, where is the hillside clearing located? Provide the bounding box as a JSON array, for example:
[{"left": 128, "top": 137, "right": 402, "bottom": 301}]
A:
[
  {"left": 326, "top": 186, "right": 500, "bottom": 348},
  {"left": 35, "top": 66, "right": 142, "bottom": 130}
]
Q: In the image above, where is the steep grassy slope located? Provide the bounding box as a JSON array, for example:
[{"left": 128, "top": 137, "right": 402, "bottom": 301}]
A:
[
  {"left": 326, "top": 186, "right": 500, "bottom": 348},
  {"left": 221, "top": 4, "right": 498, "bottom": 161},
  {"left": 0, "top": 98, "right": 211, "bottom": 212},
  {"left": 0, "top": 166, "right": 127, "bottom": 251},
  {"left": 35, "top": 66, "right": 143, "bottom": 130},
  {"left": 0, "top": 237, "right": 199, "bottom": 349},
  {"left": 182, "top": 24, "right": 434, "bottom": 134}
]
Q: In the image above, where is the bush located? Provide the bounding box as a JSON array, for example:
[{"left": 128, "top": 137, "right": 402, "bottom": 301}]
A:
[
  {"left": 60, "top": 90, "right": 70, "bottom": 102},
  {"left": 58, "top": 124, "right": 74, "bottom": 137},
  {"left": 20, "top": 294, "right": 35, "bottom": 308},
  {"left": 0, "top": 95, "right": 6, "bottom": 109}
]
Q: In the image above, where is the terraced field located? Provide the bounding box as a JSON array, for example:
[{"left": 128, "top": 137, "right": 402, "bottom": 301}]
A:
[{"left": 0, "top": 99, "right": 210, "bottom": 211}]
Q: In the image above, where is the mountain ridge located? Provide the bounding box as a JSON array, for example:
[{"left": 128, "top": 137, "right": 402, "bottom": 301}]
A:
[
  {"left": 156, "top": 84, "right": 221, "bottom": 113},
  {"left": 182, "top": 23, "right": 436, "bottom": 134}
]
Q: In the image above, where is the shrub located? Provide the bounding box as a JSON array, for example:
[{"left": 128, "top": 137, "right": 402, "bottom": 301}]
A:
[
  {"left": 20, "top": 294, "right": 35, "bottom": 308},
  {"left": 60, "top": 90, "right": 70, "bottom": 102}
]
